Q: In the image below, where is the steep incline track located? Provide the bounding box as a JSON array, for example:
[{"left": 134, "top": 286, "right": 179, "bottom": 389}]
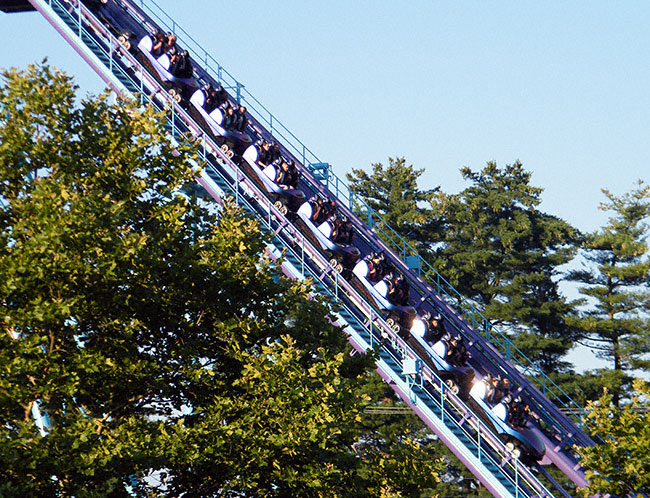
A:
[{"left": 2, "top": 1, "right": 597, "bottom": 496}]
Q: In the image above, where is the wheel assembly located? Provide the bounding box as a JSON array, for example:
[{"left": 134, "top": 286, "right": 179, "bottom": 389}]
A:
[
  {"left": 273, "top": 201, "right": 288, "bottom": 216},
  {"left": 445, "top": 379, "right": 460, "bottom": 395},
  {"left": 118, "top": 34, "right": 131, "bottom": 51},
  {"left": 169, "top": 88, "right": 181, "bottom": 103},
  {"left": 505, "top": 441, "right": 521, "bottom": 458}
]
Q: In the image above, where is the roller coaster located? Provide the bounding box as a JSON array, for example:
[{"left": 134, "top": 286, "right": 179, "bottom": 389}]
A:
[{"left": 0, "top": 1, "right": 599, "bottom": 496}]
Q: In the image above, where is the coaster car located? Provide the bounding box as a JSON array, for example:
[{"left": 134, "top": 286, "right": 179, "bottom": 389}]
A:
[
  {"left": 190, "top": 88, "right": 252, "bottom": 156},
  {"left": 352, "top": 258, "right": 416, "bottom": 327},
  {"left": 296, "top": 200, "right": 360, "bottom": 272},
  {"left": 469, "top": 376, "right": 546, "bottom": 464},
  {"left": 242, "top": 145, "right": 305, "bottom": 215},
  {"left": 137, "top": 35, "right": 197, "bottom": 102},
  {"left": 408, "top": 322, "right": 474, "bottom": 396}
]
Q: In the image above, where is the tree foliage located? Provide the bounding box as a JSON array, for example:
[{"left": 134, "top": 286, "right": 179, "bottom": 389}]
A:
[
  {"left": 355, "top": 373, "right": 490, "bottom": 497},
  {"left": 567, "top": 181, "right": 650, "bottom": 405},
  {"left": 0, "top": 64, "right": 441, "bottom": 497},
  {"left": 431, "top": 162, "right": 580, "bottom": 376},
  {"left": 346, "top": 157, "right": 439, "bottom": 256},
  {"left": 578, "top": 378, "right": 650, "bottom": 497}
]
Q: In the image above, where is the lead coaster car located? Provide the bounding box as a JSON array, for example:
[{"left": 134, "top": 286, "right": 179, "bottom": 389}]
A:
[
  {"left": 295, "top": 201, "right": 360, "bottom": 273},
  {"left": 80, "top": 0, "right": 140, "bottom": 53},
  {"left": 189, "top": 88, "right": 252, "bottom": 158},
  {"left": 469, "top": 377, "right": 546, "bottom": 465},
  {"left": 352, "top": 259, "right": 416, "bottom": 331},
  {"left": 137, "top": 35, "right": 198, "bottom": 103},
  {"left": 240, "top": 145, "right": 305, "bottom": 216}
]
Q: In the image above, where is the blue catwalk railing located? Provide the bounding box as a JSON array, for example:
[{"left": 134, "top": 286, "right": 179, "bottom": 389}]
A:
[
  {"left": 123, "top": 2, "right": 597, "bottom": 463},
  {"left": 123, "top": 0, "right": 593, "bottom": 428}
]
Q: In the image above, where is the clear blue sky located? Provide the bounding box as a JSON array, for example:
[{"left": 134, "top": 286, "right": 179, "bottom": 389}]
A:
[
  {"left": 1, "top": 1, "right": 648, "bottom": 232},
  {"left": 1, "top": 1, "right": 649, "bottom": 370}
]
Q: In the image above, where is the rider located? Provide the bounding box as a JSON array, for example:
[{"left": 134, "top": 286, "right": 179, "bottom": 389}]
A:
[
  {"left": 151, "top": 29, "right": 166, "bottom": 57},
  {"left": 340, "top": 219, "right": 355, "bottom": 245},
  {"left": 233, "top": 105, "right": 248, "bottom": 133},
  {"left": 269, "top": 143, "right": 282, "bottom": 165},
  {"left": 169, "top": 49, "right": 192, "bottom": 78},
  {"left": 445, "top": 334, "right": 470, "bottom": 367},
  {"left": 423, "top": 313, "right": 446, "bottom": 345},
  {"left": 386, "top": 273, "right": 409, "bottom": 306},
  {"left": 254, "top": 139, "right": 273, "bottom": 168},
  {"left": 220, "top": 102, "right": 236, "bottom": 130},
  {"left": 507, "top": 397, "right": 530, "bottom": 427},
  {"left": 486, "top": 375, "right": 510, "bottom": 405},
  {"left": 275, "top": 159, "right": 299, "bottom": 190},
  {"left": 366, "top": 252, "right": 390, "bottom": 283},
  {"left": 331, "top": 216, "right": 354, "bottom": 245},
  {"left": 152, "top": 31, "right": 176, "bottom": 57},
  {"left": 203, "top": 84, "right": 229, "bottom": 113},
  {"left": 310, "top": 197, "right": 336, "bottom": 225},
  {"left": 177, "top": 50, "right": 193, "bottom": 78}
]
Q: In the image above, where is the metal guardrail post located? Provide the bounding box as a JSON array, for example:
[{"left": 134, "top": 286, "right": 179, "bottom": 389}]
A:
[
  {"left": 236, "top": 82, "right": 243, "bottom": 104},
  {"left": 334, "top": 272, "right": 339, "bottom": 301},
  {"left": 235, "top": 168, "right": 239, "bottom": 205},
  {"left": 515, "top": 459, "right": 519, "bottom": 498},
  {"left": 109, "top": 33, "right": 114, "bottom": 73},
  {"left": 478, "top": 420, "right": 482, "bottom": 461}
]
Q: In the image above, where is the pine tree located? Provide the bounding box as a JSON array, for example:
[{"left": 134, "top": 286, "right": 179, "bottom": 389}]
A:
[
  {"left": 346, "top": 157, "right": 440, "bottom": 256},
  {"left": 567, "top": 181, "right": 650, "bottom": 406},
  {"left": 432, "top": 162, "right": 580, "bottom": 377}
]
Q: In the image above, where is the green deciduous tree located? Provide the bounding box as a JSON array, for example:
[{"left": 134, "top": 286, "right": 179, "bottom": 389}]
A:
[
  {"left": 0, "top": 64, "right": 440, "bottom": 497},
  {"left": 355, "top": 373, "right": 489, "bottom": 498},
  {"left": 577, "top": 378, "right": 650, "bottom": 497},
  {"left": 157, "top": 336, "right": 372, "bottom": 497},
  {"left": 567, "top": 182, "right": 650, "bottom": 406},
  {"left": 432, "top": 162, "right": 580, "bottom": 377}
]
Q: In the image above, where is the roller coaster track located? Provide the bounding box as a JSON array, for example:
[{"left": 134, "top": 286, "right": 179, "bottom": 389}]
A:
[{"left": 1, "top": 1, "right": 598, "bottom": 496}]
